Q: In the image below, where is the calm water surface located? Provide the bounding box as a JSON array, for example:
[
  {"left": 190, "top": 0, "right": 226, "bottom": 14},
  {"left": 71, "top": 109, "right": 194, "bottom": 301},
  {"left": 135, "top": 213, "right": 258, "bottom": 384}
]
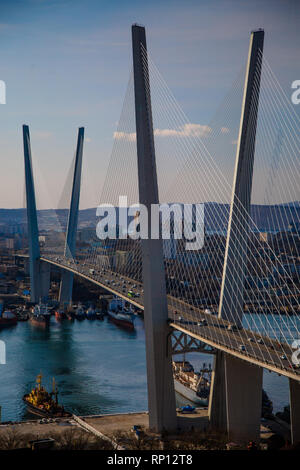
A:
[{"left": 0, "top": 314, "right": 291, "bottom": 422}]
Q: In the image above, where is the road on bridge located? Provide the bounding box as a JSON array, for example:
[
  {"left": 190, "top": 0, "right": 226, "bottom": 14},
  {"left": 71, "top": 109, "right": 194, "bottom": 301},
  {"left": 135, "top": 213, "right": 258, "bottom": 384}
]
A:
[{"left": 36, "top": 253, "right": 300, "bottom": 382}]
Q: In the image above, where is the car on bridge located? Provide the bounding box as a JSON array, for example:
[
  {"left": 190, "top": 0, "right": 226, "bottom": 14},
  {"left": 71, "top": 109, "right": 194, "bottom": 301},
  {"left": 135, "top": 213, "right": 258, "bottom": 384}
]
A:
[{"left": 228, "top": 323, "right": 242, "bottom": 331}]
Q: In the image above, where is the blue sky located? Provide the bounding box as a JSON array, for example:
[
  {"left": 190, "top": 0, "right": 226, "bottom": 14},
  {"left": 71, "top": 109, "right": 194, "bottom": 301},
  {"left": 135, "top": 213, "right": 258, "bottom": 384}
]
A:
[{"left": 0, "top": 0, "right": 299, "bottom": 208}]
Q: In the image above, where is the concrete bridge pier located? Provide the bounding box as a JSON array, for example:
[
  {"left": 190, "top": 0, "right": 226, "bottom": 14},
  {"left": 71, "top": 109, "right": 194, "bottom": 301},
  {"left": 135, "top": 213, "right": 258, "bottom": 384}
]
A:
[
  {"left": 208, "top": 351, "right": 227, "bottom": 431},
  {"left": 225, "top": 354, "right": 263, "bottom": 443},
  {"left": 289, "top": 379, "right": 300, "bottom": 444},
  {"left": 209, "top": 353, "right": 262, "bottom": 443},
  {"left": 39, "top": 260, "right": 51, "bottom": 302},
  {"left": 59, "top": 270, "right": 74, "bottom": 306}
]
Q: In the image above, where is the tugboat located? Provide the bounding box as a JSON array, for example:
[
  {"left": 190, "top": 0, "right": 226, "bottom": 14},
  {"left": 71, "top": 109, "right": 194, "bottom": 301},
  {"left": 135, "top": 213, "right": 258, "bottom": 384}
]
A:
[
  {"left": 107, "top": 297, "right": 134, "bottom": 330},
  {"left": 0, "top": 309, "right": 18, "bottom": 329},
  {"left": 23, "top": 374, "right": 71, "bottom": 418},
  {"left": 30, "top": 303, "right": 51, "bottom": 327}
]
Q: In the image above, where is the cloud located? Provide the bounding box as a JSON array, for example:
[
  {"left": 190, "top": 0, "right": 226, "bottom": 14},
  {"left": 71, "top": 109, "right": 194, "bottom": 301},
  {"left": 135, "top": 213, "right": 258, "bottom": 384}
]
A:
[
  {"left": 113, "top": 123, "right": 211, "bottom": 142},
  {"left": 155, "top": 123, "right": 212, "bottom": 138},
  {"left": 113, "top": 131, "right": 136, "bottom": 142},
  {"left": 221, "top": 127, "right": 230, "bottom": 134}
]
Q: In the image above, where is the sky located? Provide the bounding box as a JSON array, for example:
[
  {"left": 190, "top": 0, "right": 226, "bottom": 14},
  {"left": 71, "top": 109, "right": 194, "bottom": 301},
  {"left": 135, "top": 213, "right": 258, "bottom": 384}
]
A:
[{"left": 0, "top": 0, "right": 299, "bottom": 209}]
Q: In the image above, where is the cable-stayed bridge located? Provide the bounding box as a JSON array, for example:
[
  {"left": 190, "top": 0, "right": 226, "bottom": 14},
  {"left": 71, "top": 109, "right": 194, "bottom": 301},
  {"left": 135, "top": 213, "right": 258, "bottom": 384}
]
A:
[{"left": 17, "top": 25, "right": 300, "bottom": 443}]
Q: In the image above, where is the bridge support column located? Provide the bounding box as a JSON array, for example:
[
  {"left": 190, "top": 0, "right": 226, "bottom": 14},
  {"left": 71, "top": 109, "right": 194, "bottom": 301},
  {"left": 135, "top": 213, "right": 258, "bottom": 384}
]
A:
[
  {"left": 208, "top": 351, "right": 227, "bottom": 431},
  {"left": 289, "top": 379, "right": 300, "bottom": 444},
  {"left": 39, "top": 261, "right": 51, "bottom": 302},
  {"left": 225, "top": 354, "right": 262, "bottom": 443},
  {"left": 59, "top": 270, "right": 74, "bottom": 306},
  {"left": 23, "top": 257, "right": 30, "bottom": 276},
  {"left": 23, "top": 124, "right": 41, "bottom": 303},
  {"left": 59, "top": 128, "right": 84, "bottom": 305},
  {"left": 210, "top": 30, "right": 264, "bottom": 437},
  {"left": 132, "top": 24, "right": 177, "bottom": 432}
]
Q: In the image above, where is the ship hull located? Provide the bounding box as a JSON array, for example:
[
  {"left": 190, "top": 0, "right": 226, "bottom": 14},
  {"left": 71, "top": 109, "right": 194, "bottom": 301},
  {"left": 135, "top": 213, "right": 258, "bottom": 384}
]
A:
[
  {"left": 107, "top": 310, "right": 134, "bottom": 330},
  {"left": 29, "top": 316, "right": 50, "bottom": 328},
  {"left": 23, "top": 397, "right": 71, "bottom": 418},
  {"left": 174, "top": 378, "right": 208, "bottom": 406}
]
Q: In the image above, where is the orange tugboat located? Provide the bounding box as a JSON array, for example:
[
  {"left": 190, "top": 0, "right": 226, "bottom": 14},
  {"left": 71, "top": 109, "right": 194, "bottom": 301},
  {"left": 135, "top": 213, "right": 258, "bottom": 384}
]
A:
[{"left": 23, "top": 374, "right": 71, "bottom": 418}]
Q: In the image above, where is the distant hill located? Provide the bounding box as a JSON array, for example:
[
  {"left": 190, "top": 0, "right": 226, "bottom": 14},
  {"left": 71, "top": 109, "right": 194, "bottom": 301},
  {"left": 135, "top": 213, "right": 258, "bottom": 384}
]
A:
[{"left": 0, "top": 202, "right": 299, "bottom": 233}]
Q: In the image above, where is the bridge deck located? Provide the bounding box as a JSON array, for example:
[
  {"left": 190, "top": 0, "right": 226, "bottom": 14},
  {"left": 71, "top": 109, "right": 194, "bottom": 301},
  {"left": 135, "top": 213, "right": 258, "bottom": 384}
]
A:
[{"left": 18, "top": 253, "right": 300, "bottom": 382}]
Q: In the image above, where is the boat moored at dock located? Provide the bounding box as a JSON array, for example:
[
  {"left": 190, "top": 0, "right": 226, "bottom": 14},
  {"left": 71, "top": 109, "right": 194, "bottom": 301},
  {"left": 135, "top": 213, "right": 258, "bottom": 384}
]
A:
[
  {"left": 30, "top": 303, "right": 51, "bottom": 327},
  {"left": 107, "top": 297, "right": 135, "bottom": 330},
  {"left": 23, "top": 374, "right": 71, "bottom": 418},
  {"left": 0, "top": 309, "right": 18, "bottom": 329},
  {"left": 173, "top": 361, "right": 211, "bottom": 406}
]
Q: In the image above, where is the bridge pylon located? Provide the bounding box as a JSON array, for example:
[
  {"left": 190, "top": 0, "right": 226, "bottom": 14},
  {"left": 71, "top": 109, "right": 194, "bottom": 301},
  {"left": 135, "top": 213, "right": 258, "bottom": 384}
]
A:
[
  {"left": 132, "top": 24, "right": 177, "bottom": 432},
  {"left": 59, "top": 127, "right": 84, "bottom": 305},
  {"left": 23, "top": 124, "right": 50, "bottom": 303},
  {"left": 209, "top": 30, "right": 264, "bottom": 442}
]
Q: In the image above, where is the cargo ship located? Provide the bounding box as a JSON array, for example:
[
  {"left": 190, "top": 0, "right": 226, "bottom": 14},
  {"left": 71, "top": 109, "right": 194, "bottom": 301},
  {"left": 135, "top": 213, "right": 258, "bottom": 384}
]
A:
[
  {"left": 23, "top": 374, "right": 71, "bottom": 418},
  {"left": 0, "top": 310, "right": 18, "bottom": 329},
  {"left": 30, "top": 303, "right": 51, "bottom": 327},
  {"left": 173, "top": 360, "right": 211, "bottom": 405},
  {"left": 107, "top": 298, "right": 134, "bottom": 330},
  {"left": 173, "top": 360, "right": 274, "bottom": 415}
]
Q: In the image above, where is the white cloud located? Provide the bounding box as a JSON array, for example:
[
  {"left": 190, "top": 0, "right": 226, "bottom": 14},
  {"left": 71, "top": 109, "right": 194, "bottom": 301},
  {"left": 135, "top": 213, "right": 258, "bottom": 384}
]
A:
[
  {"left": 113, "top": 131, "right": 136, "bottom": 142},
  {"left": 221, "top": 127, "right": 230, "bottom": 134},
  {"left": 155, "top": 123, "right": 212, "bottom": 138},
  {"left": 113, "top": 123, "right": 211, "bottom": 142}
]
